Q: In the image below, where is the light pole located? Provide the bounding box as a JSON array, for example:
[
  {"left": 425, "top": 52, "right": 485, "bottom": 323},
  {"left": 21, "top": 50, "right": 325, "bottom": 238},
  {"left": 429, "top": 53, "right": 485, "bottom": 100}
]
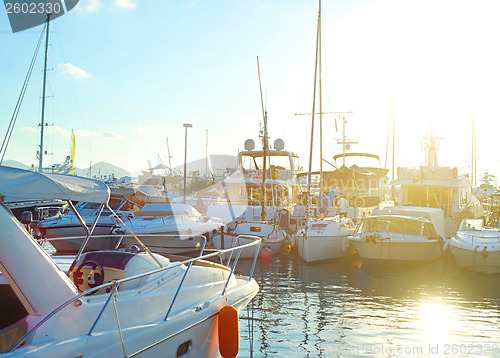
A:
[{"left": 183, "top": 123, "right": 192, "bottom": 203}]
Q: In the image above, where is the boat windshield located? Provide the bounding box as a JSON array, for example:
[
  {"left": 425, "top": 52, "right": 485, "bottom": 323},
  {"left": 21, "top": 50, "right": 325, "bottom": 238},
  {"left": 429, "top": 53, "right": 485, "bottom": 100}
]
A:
[
  {"left": 240, "top": 153, "right": 293, "bottom": 172},
  {"left": 358, "top": 217, "right": 423, "bottom": 236},
  {"left": 459, "top": 218, "right": 483, "bottom": 231}
]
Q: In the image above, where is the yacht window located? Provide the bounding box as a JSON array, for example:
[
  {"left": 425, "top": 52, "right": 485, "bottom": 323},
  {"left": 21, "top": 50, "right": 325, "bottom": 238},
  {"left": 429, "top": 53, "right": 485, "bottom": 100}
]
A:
[
  {"left": 459, "top": 218, "right": 483, "bottom": 231},
  {"left": 422, "top": 222, "right": 439, "bottom": 239},
  {"left": 250, "top": 226, "right": 262, "bottom": 232},
  {"left": 359, "top": 219, "right": 387, "bottom": 233}
]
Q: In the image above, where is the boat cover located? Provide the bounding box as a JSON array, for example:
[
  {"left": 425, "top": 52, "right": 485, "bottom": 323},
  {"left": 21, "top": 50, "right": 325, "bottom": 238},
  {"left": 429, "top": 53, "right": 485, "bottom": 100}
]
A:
[{"left": 0, "top": 166, "right": 110, "bottom": 204}]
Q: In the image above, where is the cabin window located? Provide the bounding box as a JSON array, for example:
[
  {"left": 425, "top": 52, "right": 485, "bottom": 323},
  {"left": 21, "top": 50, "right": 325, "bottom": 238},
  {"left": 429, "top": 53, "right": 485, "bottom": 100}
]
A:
[
  {"left": 387, "top": 218, "right": 421, "bottom": 236},
  {"left": 422, "top": 223, "right": 439, "bottom": 239},
  {"left": 250, "top": 226, "right": 262, "bottom": 233},
  {"left": 359, "top": 220, "right": 387, "bottom": 234}
]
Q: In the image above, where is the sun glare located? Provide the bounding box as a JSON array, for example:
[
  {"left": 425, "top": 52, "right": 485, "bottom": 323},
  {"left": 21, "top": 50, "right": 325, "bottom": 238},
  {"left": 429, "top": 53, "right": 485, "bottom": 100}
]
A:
[{"left": 417, "top": 301, "right": 454, "bottom": 344}]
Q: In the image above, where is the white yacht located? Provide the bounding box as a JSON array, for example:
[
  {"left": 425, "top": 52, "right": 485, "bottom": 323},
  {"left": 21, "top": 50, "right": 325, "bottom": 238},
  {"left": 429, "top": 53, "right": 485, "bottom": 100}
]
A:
[
  {"left": 206, "top": 138, "right": 299, "bottom": 258},
  {"left": 33, "top": 186, "right": 152, "bottom": 253},
  {"left": 295, "top": 216, "right": 356, "bottom": 263},
  {"left": 392, "top": 133, "right": 483, "bottom": 238},
  {"left": 113, "top": 203, "right": 224, "bottom": 255},
  {"left": 0, "top": 167, "right": 260, "bottom": 357},
  {"left": 448, "top": 218, "right": 500, "bottom": 274},
  {"left": 349, "top": 207, "right": 445, "bottom": 261}
]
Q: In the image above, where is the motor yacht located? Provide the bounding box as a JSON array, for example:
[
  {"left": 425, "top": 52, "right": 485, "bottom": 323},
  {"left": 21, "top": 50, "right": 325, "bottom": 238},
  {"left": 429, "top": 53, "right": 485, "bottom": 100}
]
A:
[
  {"left": 295, "top": 216, "right": 356, "bottom": 263},
  {"left": 349, "top": 207, "right": 444, "bottom": 261},
  {"left": 448, "top": 218, "right": 500, "bottom": 274}
]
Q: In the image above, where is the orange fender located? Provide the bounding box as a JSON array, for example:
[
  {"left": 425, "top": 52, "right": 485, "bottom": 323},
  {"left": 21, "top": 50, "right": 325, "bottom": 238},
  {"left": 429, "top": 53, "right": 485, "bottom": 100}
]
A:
[{"left": 218, "top": 305, "right": 239, "bottom": 358}]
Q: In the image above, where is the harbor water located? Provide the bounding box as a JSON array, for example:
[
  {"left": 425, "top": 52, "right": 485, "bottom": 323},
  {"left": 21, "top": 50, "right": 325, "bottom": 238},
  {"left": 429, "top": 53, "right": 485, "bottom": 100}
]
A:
[{"left": 238, "top": 250, "right": 500, "bottom": 357}]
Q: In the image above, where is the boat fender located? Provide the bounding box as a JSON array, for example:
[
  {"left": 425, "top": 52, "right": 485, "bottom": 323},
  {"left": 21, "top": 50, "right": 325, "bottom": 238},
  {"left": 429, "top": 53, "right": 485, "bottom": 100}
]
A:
[
  {"left": 482, "top": 246, "right": 489, "bottom": 258},
  {"left": 260, "top": 247, "right": 272, "bottom": 259},
  {"left": 218, "top": 305, "right": 239, "bottom": 358},
  {"left": 442, "top": 239, "right": 450, "bottom": 251}
]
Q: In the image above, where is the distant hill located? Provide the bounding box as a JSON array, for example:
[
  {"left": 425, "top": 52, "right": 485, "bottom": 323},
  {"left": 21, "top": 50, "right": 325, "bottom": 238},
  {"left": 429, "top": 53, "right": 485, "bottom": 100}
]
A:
[
  {"left": 174, "top": 155, "right": 238, "bottom": 175},
  {"left": 1, "top": 160, "right": 31, "bottom": 170},
  {"left": 76, "top": 161, "right": 131, "bottom": 178},
  {"left": 1, "top": 160, "right": 131, "bottom": 179}
]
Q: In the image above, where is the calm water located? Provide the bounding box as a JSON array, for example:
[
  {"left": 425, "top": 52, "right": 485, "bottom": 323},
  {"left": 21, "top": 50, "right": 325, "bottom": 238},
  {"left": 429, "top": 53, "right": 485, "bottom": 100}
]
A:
[{"left": 237, "top": 250, "right": 500, "bottom": 357}]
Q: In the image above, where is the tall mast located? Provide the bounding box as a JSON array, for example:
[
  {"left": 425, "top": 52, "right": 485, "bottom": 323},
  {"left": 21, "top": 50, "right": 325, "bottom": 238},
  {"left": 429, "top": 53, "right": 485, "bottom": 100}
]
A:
[
  {"left": 472, "top": 106, "right": 476, "bottom": 186},
  {"left": 38, "top": 14, "right": 51, "bottom": 172},
  {"left": 257, "top": 57, "right": 268, "bottom": 221},
  {"left": 166, "top": 137, "right": 172, "bottom": 175},
  {"left": 206, "top": 129, "right": 209, "bottom": 176},
  {"left": 319, "top": 0, "right": 323, "bottom": 198},
  {"left": 391, "top": 90, "right": 395, "bottom": 180},
  {"left": 305, "top": 5, "right": 321, "bottom": 227}
]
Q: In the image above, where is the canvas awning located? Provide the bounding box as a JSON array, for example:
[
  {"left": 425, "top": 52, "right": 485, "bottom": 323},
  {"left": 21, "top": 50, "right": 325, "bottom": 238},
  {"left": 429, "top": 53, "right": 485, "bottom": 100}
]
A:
[{"left": 0, "top": 166, "right": 110, "bottom": 204}]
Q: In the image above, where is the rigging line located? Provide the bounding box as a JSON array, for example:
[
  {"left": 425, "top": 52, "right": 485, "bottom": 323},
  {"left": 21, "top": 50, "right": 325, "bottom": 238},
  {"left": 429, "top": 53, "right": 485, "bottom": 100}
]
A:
[{"left": 0, "top": 23, "right": 46, "bottom": 164}]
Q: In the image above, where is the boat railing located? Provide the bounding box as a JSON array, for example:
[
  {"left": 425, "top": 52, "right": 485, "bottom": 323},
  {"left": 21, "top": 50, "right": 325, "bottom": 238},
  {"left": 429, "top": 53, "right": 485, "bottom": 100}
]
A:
[{"left": 9, "top": 234, "right": 262, "bottom": 353}]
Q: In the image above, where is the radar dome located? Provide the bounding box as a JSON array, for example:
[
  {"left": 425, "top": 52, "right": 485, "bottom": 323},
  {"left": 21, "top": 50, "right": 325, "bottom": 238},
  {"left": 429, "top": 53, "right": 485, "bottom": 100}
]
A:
[
  {"left": 244, "top": 139, "right": 255, "bottom": 151},
  {"left": 274, "top": 139, "right": 285, "bottom": 151}
]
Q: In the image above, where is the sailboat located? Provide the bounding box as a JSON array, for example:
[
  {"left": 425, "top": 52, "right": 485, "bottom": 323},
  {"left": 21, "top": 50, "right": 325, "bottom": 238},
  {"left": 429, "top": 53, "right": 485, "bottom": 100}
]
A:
[
  {"left": 43, "top": 131, "right": 76, "bottom": 174},
  {"left": 295, "top": 1, "right": 357, "bottom": 263},
  {"left": 211, "top": 58, "right": 288, "bottom": 259}
]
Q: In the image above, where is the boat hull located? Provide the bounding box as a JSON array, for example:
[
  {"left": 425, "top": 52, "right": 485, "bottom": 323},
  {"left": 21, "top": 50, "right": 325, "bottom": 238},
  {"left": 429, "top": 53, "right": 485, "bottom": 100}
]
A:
[
  {"left": 296, "top": 234, "right": 356, "bottom": 262},
  {"left": 48, "top": 233, "right": 119, "bottom": 254},
  {"left": 212, "top": 222, "right": 285, "bottom": 259},
  {"left": 42, "top": 224, "right": 113, "bottom": 238},
  {"left": 449, "top": 245, "right": 500, "bottom": 274},
  {"left": 120, "top": 233, "right": 207, "bottom": 255},
  {"left": 349, "top": 239, "right": 442, "bottom": 261}
]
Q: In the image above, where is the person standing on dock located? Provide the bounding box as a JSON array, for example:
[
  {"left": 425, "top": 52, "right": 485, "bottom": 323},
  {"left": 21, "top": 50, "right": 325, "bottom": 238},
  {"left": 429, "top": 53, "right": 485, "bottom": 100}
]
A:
[{"left": 337, "top": 193, "right": 348, "bottom": 218}]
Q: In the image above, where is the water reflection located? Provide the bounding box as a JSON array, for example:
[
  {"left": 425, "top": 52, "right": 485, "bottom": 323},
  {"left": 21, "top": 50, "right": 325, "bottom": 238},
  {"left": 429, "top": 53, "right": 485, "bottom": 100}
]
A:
[{"left": 238, "top": 252, "right": 500, "bottom": 357}]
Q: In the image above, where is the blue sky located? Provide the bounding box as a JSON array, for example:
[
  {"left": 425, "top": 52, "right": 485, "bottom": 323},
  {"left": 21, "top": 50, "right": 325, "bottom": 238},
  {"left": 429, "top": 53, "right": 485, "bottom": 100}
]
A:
[{"left": 2, "top": 0, "right": 500, "bottom": 183}]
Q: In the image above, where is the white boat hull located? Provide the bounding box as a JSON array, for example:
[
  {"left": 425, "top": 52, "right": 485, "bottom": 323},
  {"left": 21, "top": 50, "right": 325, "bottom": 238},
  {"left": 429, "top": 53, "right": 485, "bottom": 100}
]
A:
[
  {"left": 349, "top": 240, "right": 442, "bottom": 261},
  {"left": 450, "top": 245, "right": 500, "bottom": 274},
  {"left": 212, "top": 222, "right": 285, "bottom": 259},
  {"left": 296, "top": 234, "right": 355, "bottom": 262},
  {"left": 120, "top": 234, "right": 207, "bottom": 255}
]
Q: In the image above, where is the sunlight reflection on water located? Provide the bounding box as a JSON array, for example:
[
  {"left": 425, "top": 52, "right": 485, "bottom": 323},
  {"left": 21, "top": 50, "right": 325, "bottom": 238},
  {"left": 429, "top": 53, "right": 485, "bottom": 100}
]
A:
[{"left": 239, "top": 252, "right": 500, "bottom": 357}]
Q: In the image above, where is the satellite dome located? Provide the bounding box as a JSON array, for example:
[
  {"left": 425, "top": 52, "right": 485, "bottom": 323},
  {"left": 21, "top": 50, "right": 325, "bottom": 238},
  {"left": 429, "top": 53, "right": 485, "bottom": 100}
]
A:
[
  {"left": 274, "top": 138, "right": 285, "bottom": 151},
  {"left": 244, "top": 139, "right": 255, "bottom": 151}
]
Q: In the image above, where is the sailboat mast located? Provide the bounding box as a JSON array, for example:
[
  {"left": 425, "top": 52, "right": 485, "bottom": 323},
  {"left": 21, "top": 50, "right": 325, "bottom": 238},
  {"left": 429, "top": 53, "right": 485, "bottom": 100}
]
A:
[
  {"left": 392, "top": 91, "right": 395, "bottom": 180},
  {"left": 38, "top": 13, "right": 51, "bottom": 173},
  {"left": 206, "top": 129, "right": 209, "bottom": 176},
  {"left": 166, "top": 137, "right": 172, "bottom": 175},
  {"left": 319, "top": 0, "right": 323, "bottom": 198},
  {"left": 257, "top": 57, "right": 268, "bottom": 221},
  {"left": 472, "top": 107, "right": 476, "bottom": 186},
  {"left": 305, "top": 7, "right": 321, "bottom": 226}
]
